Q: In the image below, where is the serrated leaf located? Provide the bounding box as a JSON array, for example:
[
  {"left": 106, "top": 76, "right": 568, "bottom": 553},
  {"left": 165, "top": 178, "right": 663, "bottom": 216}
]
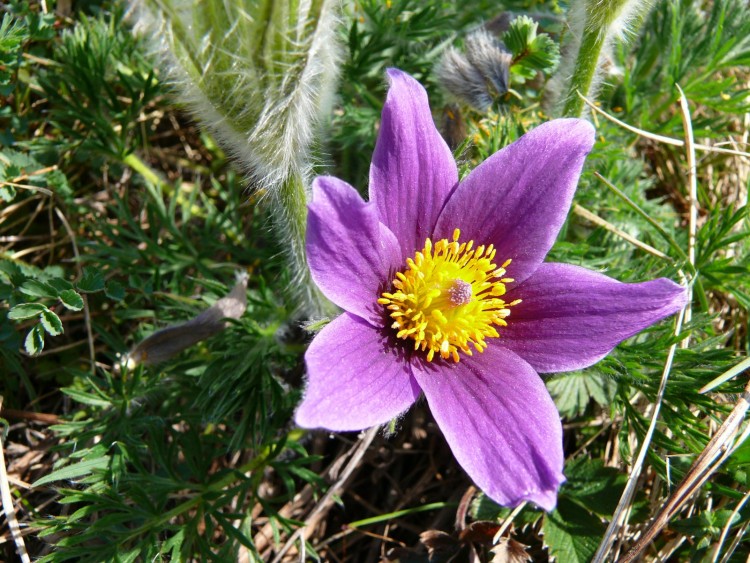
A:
[
  {"left": 542, "top": 499, "right": 603, "bottom": 563},
  {"left": 47, "top": 277, "right": 74, "bottom": 292},
  {"left": 45, "top": 169, "right": 73, "bottom": 200},
  {"left": 670, "top": 509, "right": 739, "bottom": 537},
  {"left": 471, "top": 492, "right": 508, "bottom": 521},
  {"left": 729, "top": 437, "right": 750, "bottom": 468},
  {"left": 561, "top": 458, "right": 628, "bottom": 517},
  {"left": 77, "top": 267, "right": 105, "bottom": 292},
  {"left": 0, "top": 148, "right": 40, "bottom": 175},
  {"left": 0, "top": 184, "right": 15, "bottom": 202},
  {"left": 19, "top": 279, "right": 59, "bottom": 298},
  {"left": 526, "top": 33, "right": 560, "bottom": 70},
  {"left": 105, "top": 280, "right": 125, "bottom": 301},
  {"left": 547, "top": 371, "right": 616, "bottom": 417},
  {"left": 502, "top": 15, "right": 559, "bottom": 78},
  {"left": 40, "top": 309, "right": 63, "bottom": 336},
  {"left": 0, "top": 14, "right": 26, "bottom": 52},
  {"left": 162, "top": 528, "right": 186, "bottom": 559},
  {"left": 24, "top": 324, "right": 45, "bottom": 355},
  {"left": 503, "top": 15, "right": 535, "bottom": 57},
  {"left": 470, "top": 493, "right": 541, "bottom": 528},
  {"left": 0, "top": 259, "right": 25, "bottom": 286},
  {"left": 59, "top": 289, "right": 84, "bottom": 311},
  {"left": 32, "top": 455, "right": 111, "bottom": 487},
  {"left": 8, "top": 302, "right": 47, "bottom": 320}
]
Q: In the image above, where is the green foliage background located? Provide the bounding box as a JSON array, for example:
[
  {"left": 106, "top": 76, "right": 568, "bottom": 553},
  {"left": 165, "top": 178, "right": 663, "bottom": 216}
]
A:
[{"left": 1, "top": 0, "right": 749, "bottom": 561}]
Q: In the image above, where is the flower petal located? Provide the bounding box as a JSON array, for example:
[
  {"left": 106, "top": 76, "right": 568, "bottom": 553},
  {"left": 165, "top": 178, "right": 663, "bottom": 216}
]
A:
[
  {"left": 307, "top": 176, "right": 402, "bottom": 324},
  {"left": 501, "top": 263, "right": 687, "bottom": 373},
  {"left": 369, "top": 68, "right": 458, "bottom": 257},
  {"left": 434, "top": 119, "right": 595, "bottom": 284},
  {"left": 411, "top": 347, "right": 564, "bottom": 511},
  {"left": 295, "top": 313, "right": 422, "bottom": 431}
]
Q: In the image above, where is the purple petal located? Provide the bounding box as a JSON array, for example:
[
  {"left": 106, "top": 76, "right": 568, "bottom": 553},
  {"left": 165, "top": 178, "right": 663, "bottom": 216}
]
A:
[
  {"left": 295, "top": 313, "right": 422, "bottom": 431},
  {"left": 369, "top": 68, "right": 458, "bottom": 256},
  {"left": 434, "top": 119, "right": 595, "bottom": 285},
  {"left": 307, "top": 176, "right": 402, "bottom": 324},
  {"left": 411, "top": 347, "right": 564, "bottom": 511},
  {"left": 501, "top": 263, "right": 687, "bottom": 373}
]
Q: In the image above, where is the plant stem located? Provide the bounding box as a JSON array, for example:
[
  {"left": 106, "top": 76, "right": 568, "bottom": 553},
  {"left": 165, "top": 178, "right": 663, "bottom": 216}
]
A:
[
  {"left": 562, "top": 22, "right": 606, "bottom": 117},
  {"left": 122, "top": 152, "right": 170, "bottom": 194},
  {"left": 274, "top": 175, "right": 333, "bottom": 316}
]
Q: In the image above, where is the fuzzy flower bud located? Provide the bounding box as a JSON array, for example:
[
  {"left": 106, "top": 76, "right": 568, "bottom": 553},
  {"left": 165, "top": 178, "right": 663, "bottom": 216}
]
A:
[{"left": 435, "top": 29, "right": 512, "bottom": 112}]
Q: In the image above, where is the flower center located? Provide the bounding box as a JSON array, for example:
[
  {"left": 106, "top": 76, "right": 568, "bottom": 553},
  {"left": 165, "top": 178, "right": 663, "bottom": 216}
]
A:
[{"left": 378, "top": 229, "right": 520, "bottom": 363}]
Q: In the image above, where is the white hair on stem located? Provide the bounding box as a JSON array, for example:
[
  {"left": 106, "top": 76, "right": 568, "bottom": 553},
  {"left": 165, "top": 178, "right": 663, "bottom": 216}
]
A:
[
  {"left": 547, "top": 0, "right": 652, "bottom": 116},
  {"left": 129, "top": 0, "right": 342, "bottom": 315}
]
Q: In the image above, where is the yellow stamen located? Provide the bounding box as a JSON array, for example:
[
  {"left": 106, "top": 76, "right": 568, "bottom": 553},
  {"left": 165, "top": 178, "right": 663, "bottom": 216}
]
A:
[{"left": 380, "top": 229, "right": 520, "bottom": 363}]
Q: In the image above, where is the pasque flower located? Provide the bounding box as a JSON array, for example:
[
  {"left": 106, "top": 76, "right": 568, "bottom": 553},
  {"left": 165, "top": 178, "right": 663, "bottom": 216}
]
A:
[{"left": 295, "top": 69, "right": 687, "bottom": 510}]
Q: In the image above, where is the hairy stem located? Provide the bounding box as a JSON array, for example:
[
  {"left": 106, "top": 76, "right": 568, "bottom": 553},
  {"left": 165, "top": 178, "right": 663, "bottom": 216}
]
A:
[
  {"left": 560, "top": 0, "right": 648, "bottom": 116},
  {"left": 273, "top": 174, "right": 332, "bottom": 316},
  {"left": 562, "top": 22, "right": 606, "bottom": 117}
]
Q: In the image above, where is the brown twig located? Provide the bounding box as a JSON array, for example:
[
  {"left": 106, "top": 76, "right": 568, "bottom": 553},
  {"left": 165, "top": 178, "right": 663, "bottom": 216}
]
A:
[
  {"left": 572, "top": 203, "right": 671, "bottom": 261},
  {"left": 619, "top": 378, "right": 750, "bottom": 562},
  {"left": 578, "top": 91, "right": 750, "bottom": 159},
  {"left": 592, "top": 308, "right": 686, "bottom": 563},
  {"left": 53, "top": 207, "right": 96, "bottom": 373},
  {"left": 270, "top": 427, "right": 379, "bottom": 563},
  {"left": 0, "top": 408, "right": 60, "bottom": 425}
]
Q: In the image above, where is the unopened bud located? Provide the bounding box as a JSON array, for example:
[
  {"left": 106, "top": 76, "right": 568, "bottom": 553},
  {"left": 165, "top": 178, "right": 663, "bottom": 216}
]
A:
[{"left": 436, "top": 29, "right": 512, "bottom": 112}]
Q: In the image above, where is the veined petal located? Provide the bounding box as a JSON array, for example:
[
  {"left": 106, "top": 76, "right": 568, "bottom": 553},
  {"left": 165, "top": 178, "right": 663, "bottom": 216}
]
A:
[
  {"left": 307, "top": 176, "right": 402, "bottom": 324},
  {"left": 411, "top": 347, "right": 565, "bottom": 511},
  {"left": 369, "top": 68, "right": 458, "bottom": 257},
  {"left": 295, "top": 313, "right": 422, "bottom": 431},
  {"left": 434, "top": 119, "right": 595, "bottom": 285},
  {"left": 501, "top": 263, "right": 688, "bottom": 373}
]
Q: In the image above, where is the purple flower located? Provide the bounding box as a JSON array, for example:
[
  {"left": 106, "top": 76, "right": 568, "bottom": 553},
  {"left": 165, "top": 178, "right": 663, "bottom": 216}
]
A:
[{"left": 295, "top": 69, "right": 687, "bottom": 511}]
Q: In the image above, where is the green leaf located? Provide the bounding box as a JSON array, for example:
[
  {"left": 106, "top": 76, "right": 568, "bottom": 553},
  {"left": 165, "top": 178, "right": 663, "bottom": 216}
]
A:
[
  {"left": 77, "top": 267, "right": 105, "bottom": 292},
  {"left": 0, "top": 184, "right": 16, "bottom": 202},
  {"left": 118, "top": 548, "right": 141, "bottom": 563},
  {"left": 104, "top": 280, "right": 125, "bottom": 301},
  {"left": 24, "top": 324, "right": 45, "bottom": 355},
  {"left": 59, "top": 289, "right": 84, "bottom": 311},
  {"left": 19, "top": 279, "right": 59, "bottom": 299},
  {"left": 561, "top": 458, "right": 629, "bottom": 517},
  {"left": 526, "top": 33, "right": 560, "bottom": 70},
  {"left": 61, "top": 387, "right": 112, "bottom": 408},
  {"left": 543, "top": 498, "right": 603, "bottom": 563},
  {"left": 0, "top": 149, "right": 40, "bottom": 178},
  {"left": 303, "top": 317, "right": 331, "bottom": 333},
  {"left": 0, "top": 259, "right": 25, "bottom": 286},
  {"left": 0, "top": 15, "right": 26, "bottom": 62},
  {"left": 162, "top": 528, "right": 186, "bottom": 559},
  {"left": 32, "top": 455, "right": 111, "bottom": 487},
  {"left": 547, "top": 371, "right": 617, "bottom": 417},
  {"left": 47, "top": 277, "right": 74, "bottom": 292},
  {"left": 40, "top": 309, "right": 63, "bottom": 336},
  {"left": 8, "top": 302, "right": 47, "bottom": 320},
  {"left": 670, "top": 509, "right": 740, "bottom": 537},
  {"left": 502, "top": 15, "right": 560, "bottom": 78},
  {"left": 45, "top": 169, "right": 73, "bottom": 201},
  {"left": 471, "top": 493, "right": 509, "bottom": 521},
  {"left": 469, "top": 493, "right": 542, "bottom": 528}
]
